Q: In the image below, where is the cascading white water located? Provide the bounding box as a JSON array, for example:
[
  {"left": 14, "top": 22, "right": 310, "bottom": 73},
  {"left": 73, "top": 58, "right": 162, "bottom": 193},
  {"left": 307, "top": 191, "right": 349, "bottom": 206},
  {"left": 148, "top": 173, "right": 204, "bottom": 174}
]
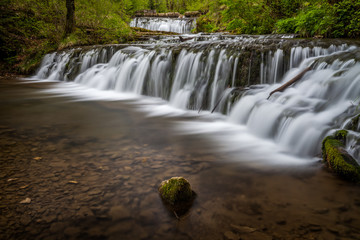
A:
[
  {"left": 130, "top": 17, "right": 195, "bottom": 34},
  {"left": 33, "top": 36, "right": 360, "bottom": 162},
  {"left": 229, "top": 57, "right": 360, "bottom": 158},
  {"left": 341, "top": 115, "right": 360, "bottom": 161}
]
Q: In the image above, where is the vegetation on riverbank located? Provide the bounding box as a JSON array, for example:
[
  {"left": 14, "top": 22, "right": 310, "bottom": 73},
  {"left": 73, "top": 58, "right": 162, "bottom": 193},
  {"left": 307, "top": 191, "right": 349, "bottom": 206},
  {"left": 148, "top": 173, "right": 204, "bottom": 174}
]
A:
[
  {"left": 128, "top": 0, "right": 360, "bottom": 37},
  {"left": 0, "top": 0, "right": 133, "bottom": 74},
  {"left": 1, "top": 0, "right": 359, "bottom": 74}
]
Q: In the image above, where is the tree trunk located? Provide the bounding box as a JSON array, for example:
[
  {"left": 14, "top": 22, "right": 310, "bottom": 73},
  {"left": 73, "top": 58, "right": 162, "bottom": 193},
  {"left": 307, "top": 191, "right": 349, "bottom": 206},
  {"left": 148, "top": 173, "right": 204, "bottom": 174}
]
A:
[{"left": 65, "top": 0, "right": 75, "bottom": 37}]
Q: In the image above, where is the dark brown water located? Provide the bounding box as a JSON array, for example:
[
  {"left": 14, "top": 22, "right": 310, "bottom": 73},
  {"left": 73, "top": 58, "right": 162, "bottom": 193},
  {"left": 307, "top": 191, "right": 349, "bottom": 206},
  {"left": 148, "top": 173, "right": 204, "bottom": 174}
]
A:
[{"left": 1, "top": 77, "right": 360, "bottom": 240}]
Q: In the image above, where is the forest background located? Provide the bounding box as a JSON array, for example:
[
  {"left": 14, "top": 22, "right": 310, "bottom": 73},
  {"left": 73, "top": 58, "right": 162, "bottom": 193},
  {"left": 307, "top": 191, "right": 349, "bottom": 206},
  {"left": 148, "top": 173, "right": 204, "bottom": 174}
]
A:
[{"left": 1, "top": 0, "right": 359, "bottom": 74}]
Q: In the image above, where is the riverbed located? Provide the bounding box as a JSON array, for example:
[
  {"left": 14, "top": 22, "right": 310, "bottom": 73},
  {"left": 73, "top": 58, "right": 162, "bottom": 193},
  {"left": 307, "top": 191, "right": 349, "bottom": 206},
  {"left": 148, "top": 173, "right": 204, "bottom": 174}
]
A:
[{"left": 1, "top": 76, "right": 359, "bottom": 240}]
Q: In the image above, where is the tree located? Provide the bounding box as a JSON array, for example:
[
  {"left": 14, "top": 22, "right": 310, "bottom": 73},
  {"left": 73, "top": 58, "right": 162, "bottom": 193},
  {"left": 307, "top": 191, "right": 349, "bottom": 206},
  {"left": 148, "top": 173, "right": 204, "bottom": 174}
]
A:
[
  {"left": 65, "top": 0, "right": 75, "bottom": 37},
  {"left": 149, "top": 0, "right": 155, "bottom": 9}
]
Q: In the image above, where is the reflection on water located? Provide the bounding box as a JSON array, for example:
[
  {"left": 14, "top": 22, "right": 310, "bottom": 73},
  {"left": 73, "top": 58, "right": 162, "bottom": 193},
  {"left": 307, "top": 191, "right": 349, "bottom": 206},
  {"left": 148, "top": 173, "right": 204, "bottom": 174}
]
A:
[{"left": 1, "top": 78, "right": 360, "bottom": 240}]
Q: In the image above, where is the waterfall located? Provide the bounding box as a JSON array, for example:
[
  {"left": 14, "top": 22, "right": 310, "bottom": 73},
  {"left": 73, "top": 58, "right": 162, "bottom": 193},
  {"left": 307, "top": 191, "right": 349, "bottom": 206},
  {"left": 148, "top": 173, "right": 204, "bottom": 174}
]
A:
[
  {"left": 33, "top": 36, "right": 360, "bottom": 161},
  {"left": 229, "top": 58, "right": 360, "bottom": 157},
  {"left": 130, "top": 17, "right": 196, "bottom": 34}
]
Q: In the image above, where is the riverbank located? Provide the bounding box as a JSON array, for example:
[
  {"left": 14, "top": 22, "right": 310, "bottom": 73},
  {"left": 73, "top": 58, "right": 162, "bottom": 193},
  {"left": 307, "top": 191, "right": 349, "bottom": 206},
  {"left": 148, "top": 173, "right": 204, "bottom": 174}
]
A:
[{"left": 1, "top": 76, "right": 360, "bottom": 240}]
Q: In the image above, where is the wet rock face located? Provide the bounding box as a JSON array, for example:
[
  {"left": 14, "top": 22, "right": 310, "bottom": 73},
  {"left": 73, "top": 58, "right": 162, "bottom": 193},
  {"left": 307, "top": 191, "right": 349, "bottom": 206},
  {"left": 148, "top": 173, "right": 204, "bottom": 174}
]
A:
[
  {"left": 349, "top": 114, "right": 360, "bottom": 131},
  {"left": 134, "top": 11, "right": 182, "bottom": 18},
  {"left": 322, "top": 130, "right": 360, "bottom": 182},
  {"left": 158, "top": 177, "right": 195, "bottom": 216},
  {"left": 184, "top": 11, "right": 201, "bottom": 18}
]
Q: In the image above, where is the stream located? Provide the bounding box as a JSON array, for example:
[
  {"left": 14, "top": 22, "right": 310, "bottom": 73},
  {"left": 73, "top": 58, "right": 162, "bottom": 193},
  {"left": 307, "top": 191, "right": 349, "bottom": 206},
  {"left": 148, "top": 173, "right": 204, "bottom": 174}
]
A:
[{"left": 1, "top": 21, "right": 360, "bottom": 239}]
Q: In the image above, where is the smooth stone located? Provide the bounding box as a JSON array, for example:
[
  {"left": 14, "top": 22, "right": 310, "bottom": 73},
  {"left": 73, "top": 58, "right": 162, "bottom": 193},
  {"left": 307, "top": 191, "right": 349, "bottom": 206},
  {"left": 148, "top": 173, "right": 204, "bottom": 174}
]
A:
[
  {"left": 20, "top": 198, "right": 31, "bottom": 204},
  {"left": 139, "top": 209, "right": 157, "bottom": 225},
  {"left": 150, "top": 164, "right": 163, "bottom": 169},
  {"left": 107, "top": 221, "right": 133, "bottom": 234},
  {"left": 88, "top": 226, "right": 105, "bottom": 237},
  {"left": 64, "top": 227, "right": 81, "bottom": 236},
  {"left": 76, "top": 207, "right": 94, "bottom": 219},
  {"left": 224, "top": 231, "right": 239, "bottom": 240},
  {"left": 20, "top": 214, "right": 32, "bottom": 226},
  {"left": 42, "top": 214, "right": 57, "bottom": 223},
  {"left": 49, "top": 222, "right": 66, "bottom": 233},
  {"left": 140, "top": 193, "right": 158, "bottom": 209},
  {"left": 88, "top": 189, "right": 102, "bottom": 196},
  {"left": 231, "top": 224, "right": 256, "bottom": 233},
  {"left": 313, "top": 208, "right": 329, "bottom": 214},
  {"left": 109, "top": 205, "right": 131, "bottom": 220},
  {"left": 276, "top": 220, "right": 287, "bottom": 225}
]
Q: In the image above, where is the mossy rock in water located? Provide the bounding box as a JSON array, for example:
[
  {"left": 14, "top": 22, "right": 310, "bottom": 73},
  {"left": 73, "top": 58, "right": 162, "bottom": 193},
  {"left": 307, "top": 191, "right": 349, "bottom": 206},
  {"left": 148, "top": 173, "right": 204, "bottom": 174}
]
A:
[
  {"left": 158, "top": 177, "right": 195, "bottom": 216},
  {"left": 322, "top": 130, "right": 360, "bottom": 182}
]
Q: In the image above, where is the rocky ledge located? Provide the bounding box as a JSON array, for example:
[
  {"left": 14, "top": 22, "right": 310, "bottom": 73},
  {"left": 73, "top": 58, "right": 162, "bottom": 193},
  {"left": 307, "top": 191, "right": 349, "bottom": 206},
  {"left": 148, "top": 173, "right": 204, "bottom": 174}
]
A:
[{"left": 134, "top": 10, "right": 202, "bottom": 18}]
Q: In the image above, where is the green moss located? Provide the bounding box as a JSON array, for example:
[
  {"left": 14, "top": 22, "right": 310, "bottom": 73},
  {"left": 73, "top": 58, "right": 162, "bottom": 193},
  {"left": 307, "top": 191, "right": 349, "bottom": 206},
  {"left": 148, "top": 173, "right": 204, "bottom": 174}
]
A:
[
  {"left": 334, "top": 129, "right": 348, "bottom": 142},
  {"left": 158, "top": 177, "right": 193, "bottom": 205},
  {"left": 322, "top": 131, "right": 360, "bottom": 182}
]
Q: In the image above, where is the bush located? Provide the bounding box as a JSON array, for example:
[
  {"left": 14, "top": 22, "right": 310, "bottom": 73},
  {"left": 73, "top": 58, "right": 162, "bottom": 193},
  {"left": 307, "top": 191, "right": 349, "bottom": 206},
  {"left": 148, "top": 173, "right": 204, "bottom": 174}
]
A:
[
  {"left": 226, "top": 18, "right": 247, "bottom": 33},
  {"left": 294, "top": 4, "right": 334, "bottom": 37},
  {"left": 332, "top": 0, "right": 360, "bottom": 38},
  {"left": 274, "top": 18, "right": 297, "bottom": 34},
  {"left": 195, "top": 15, "right": 218, "bottom": 32}
]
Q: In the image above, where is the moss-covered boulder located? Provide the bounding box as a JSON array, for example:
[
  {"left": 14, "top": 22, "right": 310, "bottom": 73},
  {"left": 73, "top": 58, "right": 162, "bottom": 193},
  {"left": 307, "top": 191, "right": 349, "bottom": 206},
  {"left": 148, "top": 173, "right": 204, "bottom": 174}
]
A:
[
  {"left": 322, "top": 130, "right": 360, "bottom": 182},
  {"left": 158, "top": 177, "right": 196, "bottom": 217}
]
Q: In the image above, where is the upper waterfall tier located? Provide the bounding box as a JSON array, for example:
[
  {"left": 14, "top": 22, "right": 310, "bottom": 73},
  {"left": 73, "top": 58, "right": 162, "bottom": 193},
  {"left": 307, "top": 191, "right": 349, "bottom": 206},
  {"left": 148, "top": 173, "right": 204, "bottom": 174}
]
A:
[{"left": 130, "top": 17, "right": 196, "bottom": 34}]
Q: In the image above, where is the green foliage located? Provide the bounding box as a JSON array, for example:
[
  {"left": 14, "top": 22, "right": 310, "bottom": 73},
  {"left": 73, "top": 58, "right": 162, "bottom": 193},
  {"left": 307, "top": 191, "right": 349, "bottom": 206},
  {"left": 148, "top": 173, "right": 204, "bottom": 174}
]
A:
[
  {"left": 186, "top": 0, "right": 210, "bottom": 12},
  {"left": 219, "top": 0, "right": 274, "bottom": 34},
  {"left": 293, "top": 3, "right": 334, "bottom": 37},
  {"left": 274, "top": 18, "right": 297, "bottom": 34},
  {"left": 0, "top": 0, "right": 64, "bottom": 73},
  {"left": 187, "top": 0, "right": 359, "bottom": 37},
  {"left": 1, "top": 0, "right": 133, "bottom": 73},
  {"left": 125, "top": 0, "right": 190, "bottom": 14},
  {"left": 274, "top": 0, "right": 360, "bottom": 38},
  {"left": 226, "top": 18, "right": 247, "bottom": 33},
  {"left": 2, "top": 0, "right": 359, "bottom": 73},
  {"left": 265, "top": 0, "right": 303, "bottom": 18},
  {"left": 332, "top": 0, "right": 360, "bottom": 38}
]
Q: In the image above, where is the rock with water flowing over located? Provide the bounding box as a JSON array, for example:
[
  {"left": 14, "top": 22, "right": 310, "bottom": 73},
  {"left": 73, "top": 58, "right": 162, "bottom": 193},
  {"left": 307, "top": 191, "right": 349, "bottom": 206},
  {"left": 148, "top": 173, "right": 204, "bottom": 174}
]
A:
[
  {"left": 158, "top": 177, "right": 195, "bottom": 216},
  {"left": 349, "top": 114, "right": 360, "bottom": 132},
  {"left": 322, "top": 130, "right": 360, "bottom": 182}
]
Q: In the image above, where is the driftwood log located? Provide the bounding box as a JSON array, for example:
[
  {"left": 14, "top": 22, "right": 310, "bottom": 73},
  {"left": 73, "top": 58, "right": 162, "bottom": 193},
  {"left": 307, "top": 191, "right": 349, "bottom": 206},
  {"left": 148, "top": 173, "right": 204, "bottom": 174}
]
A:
[{"left": 267, "top": 66, "right": 312, "bottom": 100}]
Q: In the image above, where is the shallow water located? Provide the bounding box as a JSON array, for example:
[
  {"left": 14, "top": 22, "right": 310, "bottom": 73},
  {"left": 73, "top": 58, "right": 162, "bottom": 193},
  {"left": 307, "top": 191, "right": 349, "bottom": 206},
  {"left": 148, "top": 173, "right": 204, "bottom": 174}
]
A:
[{"left": 1, "top": 77, "right": 360, "bottom": 240}]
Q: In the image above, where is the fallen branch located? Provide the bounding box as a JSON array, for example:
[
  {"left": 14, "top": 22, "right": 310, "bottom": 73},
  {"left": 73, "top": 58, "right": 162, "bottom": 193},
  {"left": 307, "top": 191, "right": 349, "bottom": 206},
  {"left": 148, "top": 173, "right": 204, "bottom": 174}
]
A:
[{"left": 267, "top": 66, "right": 312, "bottom": 100}]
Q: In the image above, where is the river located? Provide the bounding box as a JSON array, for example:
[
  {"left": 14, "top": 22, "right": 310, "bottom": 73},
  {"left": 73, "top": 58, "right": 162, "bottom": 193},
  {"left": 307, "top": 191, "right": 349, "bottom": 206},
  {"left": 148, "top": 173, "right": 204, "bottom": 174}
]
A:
[{"left": 1, "top": 21, "right": 360, "bottom": 239}]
